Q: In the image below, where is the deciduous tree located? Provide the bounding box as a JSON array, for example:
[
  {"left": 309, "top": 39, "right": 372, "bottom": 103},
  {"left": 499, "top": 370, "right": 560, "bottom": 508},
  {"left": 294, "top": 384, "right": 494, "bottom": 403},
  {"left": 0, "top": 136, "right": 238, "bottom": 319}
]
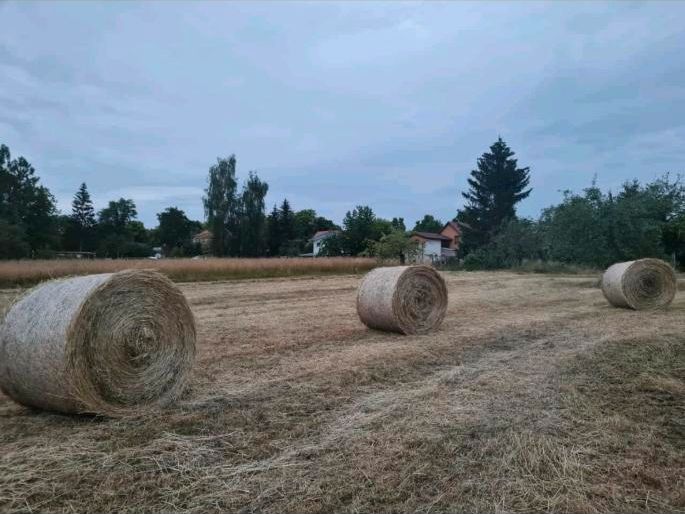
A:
[
  {"left": 157, "top": 207, "right": 195, "bottom": 255},
  {"left": 413, "top": 214, "right": 443, "bottom": 233},
  {"left": 203, "top": 155, "right": 238, "bottom": 256},
  {"left": 0, "top": 143, "right": 58, "bottom": 256},
  {"left": 343, "top": 205, "right": 376, "bottom": 255}
]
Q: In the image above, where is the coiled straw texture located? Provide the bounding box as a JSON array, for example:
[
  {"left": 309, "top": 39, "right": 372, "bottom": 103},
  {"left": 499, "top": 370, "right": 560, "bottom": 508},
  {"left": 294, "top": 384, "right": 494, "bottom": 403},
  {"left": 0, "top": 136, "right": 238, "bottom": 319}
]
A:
[
  {"left": 601, "top": 258, "right": 676, "bottom": 310},
  {"left": 357, "top": 265, "right": 448, "bottom": 334},
  {"left": 0, "top": 269, "right": 196, "bottom": 416}
]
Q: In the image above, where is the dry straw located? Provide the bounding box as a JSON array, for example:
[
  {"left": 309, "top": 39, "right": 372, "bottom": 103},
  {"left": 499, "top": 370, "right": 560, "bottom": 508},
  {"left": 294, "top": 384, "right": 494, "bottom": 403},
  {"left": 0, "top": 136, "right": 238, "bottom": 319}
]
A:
[
  {"left": 601, "top": 258, "right": 676, "bottom": 310},
  {"left": 357, "top": 265, "right": 448, "bottom": 334},
  {"left": 0, "top": 270, "right": 196, "bottom": 416}
]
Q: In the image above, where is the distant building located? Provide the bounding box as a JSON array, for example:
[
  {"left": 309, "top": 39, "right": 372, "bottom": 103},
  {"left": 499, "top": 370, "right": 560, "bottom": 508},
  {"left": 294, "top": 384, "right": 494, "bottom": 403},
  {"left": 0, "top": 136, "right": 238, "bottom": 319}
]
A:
[
  {"left": 311, "top": 230, "right": 340, "bottom": 257},
  {"left": 410, "top": 221, "right": 463, "bottom": 263},
  {"left": 192, "top": 230, "right": 213, "bottom": 254}
]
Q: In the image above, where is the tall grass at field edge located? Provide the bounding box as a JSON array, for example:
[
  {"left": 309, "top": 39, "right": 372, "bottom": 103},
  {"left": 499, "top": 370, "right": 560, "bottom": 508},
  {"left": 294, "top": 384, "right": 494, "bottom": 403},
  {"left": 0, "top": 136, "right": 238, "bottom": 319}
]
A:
[{"left": 0, "top": 257, "right": 380, "bottom": 288}]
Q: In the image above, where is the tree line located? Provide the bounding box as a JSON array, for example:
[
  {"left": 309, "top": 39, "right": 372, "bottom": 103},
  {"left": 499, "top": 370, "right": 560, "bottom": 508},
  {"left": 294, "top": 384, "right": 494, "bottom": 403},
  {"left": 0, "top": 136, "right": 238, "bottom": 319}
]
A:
[
  {"left": 452, "top": 138, "right": 685, "bottom": 270},
  {"left": 202, "top": 155, "right": 340, "bottom": 257},
  {"left": 315, "top": 136, "right": 685, "bottom": 269},
  {"left": 2, "top": 140, "right": 683, "bottom": 267},
  {"left": 0, "top": 144, "right": 337, "bottom": 259},
  {"left": 465, "top": 174, "right": 685, "bottom": 270},
  {"left": 0, "top": 142, "right": 454, "bottom": 260}
]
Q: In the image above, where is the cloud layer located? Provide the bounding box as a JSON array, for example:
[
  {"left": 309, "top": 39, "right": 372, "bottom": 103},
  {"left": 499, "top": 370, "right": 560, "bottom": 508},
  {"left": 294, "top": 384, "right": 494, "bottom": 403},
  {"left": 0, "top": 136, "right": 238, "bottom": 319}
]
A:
[{"left": 1, "top": 1, "right": 684, "bottom": 226}]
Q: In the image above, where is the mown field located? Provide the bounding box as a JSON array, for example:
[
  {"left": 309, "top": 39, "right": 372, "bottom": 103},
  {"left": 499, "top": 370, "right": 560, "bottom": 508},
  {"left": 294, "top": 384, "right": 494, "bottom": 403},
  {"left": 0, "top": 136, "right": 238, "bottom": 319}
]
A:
[
  {"left": 0, "top": 257, "right": 378, "bottom": 287},
  {"left": 0, "top": 272, "right": 683, "bottom": 512}
]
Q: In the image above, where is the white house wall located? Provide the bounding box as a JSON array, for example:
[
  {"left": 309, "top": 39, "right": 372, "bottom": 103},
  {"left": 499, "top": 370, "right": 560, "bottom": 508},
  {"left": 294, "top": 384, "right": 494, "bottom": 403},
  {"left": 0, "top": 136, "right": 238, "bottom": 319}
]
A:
[{"left": 421, "top": 240, "right": 442, "bottom": 262}]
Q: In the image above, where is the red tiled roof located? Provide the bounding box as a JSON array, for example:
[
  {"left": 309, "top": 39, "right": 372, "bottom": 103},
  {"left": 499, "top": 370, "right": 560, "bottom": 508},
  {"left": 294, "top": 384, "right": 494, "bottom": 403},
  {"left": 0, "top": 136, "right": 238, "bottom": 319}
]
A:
[
  {"left": 441, "top": 221, "right": 464, "bottom": 234},
  {"left": 412, "top": 231, "right": 451, "bottom": 241}
]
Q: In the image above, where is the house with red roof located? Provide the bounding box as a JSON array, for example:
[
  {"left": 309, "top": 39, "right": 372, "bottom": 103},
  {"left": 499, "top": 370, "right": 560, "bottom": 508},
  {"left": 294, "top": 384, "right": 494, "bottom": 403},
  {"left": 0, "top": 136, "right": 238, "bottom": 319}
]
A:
[{"left": 410, "top": 221, "right": 463, "bottom": 263}]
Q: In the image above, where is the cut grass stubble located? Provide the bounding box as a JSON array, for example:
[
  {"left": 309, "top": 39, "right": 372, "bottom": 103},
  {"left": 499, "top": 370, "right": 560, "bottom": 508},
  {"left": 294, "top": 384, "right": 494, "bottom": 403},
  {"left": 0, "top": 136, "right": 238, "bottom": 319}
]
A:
[{"left": 0, "top": 271, "right": 683, "bottom": 513}]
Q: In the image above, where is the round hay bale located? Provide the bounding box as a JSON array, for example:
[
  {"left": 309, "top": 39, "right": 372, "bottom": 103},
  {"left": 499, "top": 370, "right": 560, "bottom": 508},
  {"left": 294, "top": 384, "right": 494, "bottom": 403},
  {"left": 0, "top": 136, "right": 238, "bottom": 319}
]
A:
[
  {"left": 356, "top": 265, "right": 448, "bottom": 334},
  {"left": 0, "top": 269, "right": 196, "bottom": 416},
  {"left": 601, "top": 258, "right": 676, "bottom": 310}
]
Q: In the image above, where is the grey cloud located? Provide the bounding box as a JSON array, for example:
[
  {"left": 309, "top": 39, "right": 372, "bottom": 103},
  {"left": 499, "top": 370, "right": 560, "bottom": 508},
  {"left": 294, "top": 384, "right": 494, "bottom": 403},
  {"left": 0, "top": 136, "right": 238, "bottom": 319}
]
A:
[{"left": 0, "top": 1, "right": 683, "bottom": 227}]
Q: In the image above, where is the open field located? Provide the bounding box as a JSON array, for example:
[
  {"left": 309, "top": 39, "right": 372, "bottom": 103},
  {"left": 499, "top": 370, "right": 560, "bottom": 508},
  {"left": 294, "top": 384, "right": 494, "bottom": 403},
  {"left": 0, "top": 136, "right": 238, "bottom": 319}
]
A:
[
  {"left": 0, "top": 257, "right": 378, "bottom": 287},
  {"left": 0, "top": 271, "right": 683, "bottom": 513}
]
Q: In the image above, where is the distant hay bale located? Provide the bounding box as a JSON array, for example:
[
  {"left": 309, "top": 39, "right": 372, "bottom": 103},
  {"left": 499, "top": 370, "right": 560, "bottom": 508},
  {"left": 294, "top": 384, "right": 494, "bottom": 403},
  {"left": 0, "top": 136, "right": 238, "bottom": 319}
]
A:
[
  {"left": 357, "top": 265, "right": 448, "bottom": 334},
  {"left": 0, "top": 270, "right": 196, "bottom": 416},
  {"left": 601, "top": 258, "right": 676, "bottom": 310}
]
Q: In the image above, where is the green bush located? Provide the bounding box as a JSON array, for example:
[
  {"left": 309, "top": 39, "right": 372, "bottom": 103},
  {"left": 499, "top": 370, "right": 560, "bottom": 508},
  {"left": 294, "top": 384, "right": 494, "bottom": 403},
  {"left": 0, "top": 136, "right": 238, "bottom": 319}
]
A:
[
  {"left": 368, "top": 230, "right": 420, "bottom": 262},
  {"left": 462, "top": 218, "right": 543, "bottom": 270},
  {"left": 511, "top": 260, "right": 598, "bottom": 274},
  {"left": 0, "top": 220, "right": 30, "bottom": 259},
  {"left": 462, "top": 248, "right": 499, "bottom": 270},
  {"left": 540, "top": 176, "right": 684, "bottom": 268}
]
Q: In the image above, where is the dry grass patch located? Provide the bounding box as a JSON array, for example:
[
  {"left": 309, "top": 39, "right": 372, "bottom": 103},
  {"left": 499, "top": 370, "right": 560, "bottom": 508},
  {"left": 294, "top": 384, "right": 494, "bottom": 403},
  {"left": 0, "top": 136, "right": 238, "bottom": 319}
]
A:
[
  {"left": 558, "top": 339, "right": 685, "bottom": 511},
  {"left": 0, "top": 257, "right": 378, "bottom": 287}
]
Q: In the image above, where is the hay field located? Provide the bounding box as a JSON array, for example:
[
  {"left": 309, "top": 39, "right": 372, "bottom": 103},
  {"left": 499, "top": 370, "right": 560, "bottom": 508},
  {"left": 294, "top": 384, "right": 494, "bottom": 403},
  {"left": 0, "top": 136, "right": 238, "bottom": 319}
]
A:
[{"left": 1, "top": 272, "right": 683, "bottom": 513}]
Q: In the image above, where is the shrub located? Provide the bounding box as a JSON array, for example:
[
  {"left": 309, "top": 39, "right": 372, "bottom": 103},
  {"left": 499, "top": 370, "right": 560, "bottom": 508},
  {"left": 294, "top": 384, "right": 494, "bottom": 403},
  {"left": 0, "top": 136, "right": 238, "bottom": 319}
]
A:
[
  {"left": 368, "top": 230, "right": 420, "bottom": 263},
  {"left": 462, "top": 219, "right": 543, "bottom": 270}
]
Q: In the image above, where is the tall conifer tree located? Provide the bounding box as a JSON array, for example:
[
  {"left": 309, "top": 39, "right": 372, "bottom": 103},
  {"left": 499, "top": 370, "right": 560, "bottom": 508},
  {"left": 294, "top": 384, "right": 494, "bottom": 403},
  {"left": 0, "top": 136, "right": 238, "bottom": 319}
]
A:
[
  {"left": 278, "top": 198, "right": 295, "bottom": 253},
  {"left": 70, "top": 183, "right": 96, "bottom": 251},
  {"left": 266, "top": 204, "right": 281, "bottom": 256},
  {"left": 240, "top": 172, "right": 269, "bottom": 256},
  {"left": 458, "top": 137, "right": 531, "bottom": 250}
]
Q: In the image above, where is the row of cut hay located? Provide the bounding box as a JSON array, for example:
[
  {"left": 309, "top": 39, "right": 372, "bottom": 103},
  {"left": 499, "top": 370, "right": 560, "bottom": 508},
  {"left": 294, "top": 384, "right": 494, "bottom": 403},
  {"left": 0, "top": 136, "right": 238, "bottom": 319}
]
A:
[{"left": 0, "top": 257, "right": 380, "bottom": 288}]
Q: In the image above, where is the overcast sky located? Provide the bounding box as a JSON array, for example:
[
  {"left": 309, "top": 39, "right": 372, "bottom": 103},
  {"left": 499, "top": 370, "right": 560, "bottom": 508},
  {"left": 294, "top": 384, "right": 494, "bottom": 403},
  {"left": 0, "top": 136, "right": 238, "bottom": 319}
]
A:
[{"left": 1, "top": 1, "right": 684, "bottom": 227}]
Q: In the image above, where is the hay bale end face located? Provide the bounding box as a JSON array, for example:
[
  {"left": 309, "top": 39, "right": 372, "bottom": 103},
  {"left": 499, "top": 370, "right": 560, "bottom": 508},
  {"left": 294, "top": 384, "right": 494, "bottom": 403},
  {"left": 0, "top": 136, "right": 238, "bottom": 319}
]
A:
[
  {"left": 0, "top": 270, "right": 196, "bottom": 416},
  {"left": 357, "top": 265, "right": 448, "bottom": 334},
  {"left": 601, "top": 258, "right": 676, "bottom": 310}
]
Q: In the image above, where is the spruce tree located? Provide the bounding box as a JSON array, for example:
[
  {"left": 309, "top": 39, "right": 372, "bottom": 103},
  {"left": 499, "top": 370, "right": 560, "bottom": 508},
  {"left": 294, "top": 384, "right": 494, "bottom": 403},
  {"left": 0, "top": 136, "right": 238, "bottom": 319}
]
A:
[
  {"left": 266, "top": 204, "right": 281, "bottom": 256},
  {"left": 70, "top": 182, "right": 96, "bottom": 251},
  {"left": 278, "top": 198, "right": 296, "bottom": 254},
  {"left": 459, "top": 137, "right": 531, "bottom": 250},
  {"left": 240, "top": 172, "right": 269, "bottom": 256},
  {"left": 72, "top": 183, "right": 95, "bottom": 228}
]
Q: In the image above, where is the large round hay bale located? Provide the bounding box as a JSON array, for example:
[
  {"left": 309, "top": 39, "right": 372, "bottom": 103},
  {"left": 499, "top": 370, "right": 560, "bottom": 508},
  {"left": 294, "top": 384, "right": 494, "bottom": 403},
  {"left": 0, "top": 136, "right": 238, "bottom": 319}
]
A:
[
  {"left": 601, "top": 258, "right": 676, "bottom": 310},
  {"left": 357, "top": 265, "right": 448, "bottom": 334},
  {"left": 0, "top": 270, "right": 196, "bottom": 416}
]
